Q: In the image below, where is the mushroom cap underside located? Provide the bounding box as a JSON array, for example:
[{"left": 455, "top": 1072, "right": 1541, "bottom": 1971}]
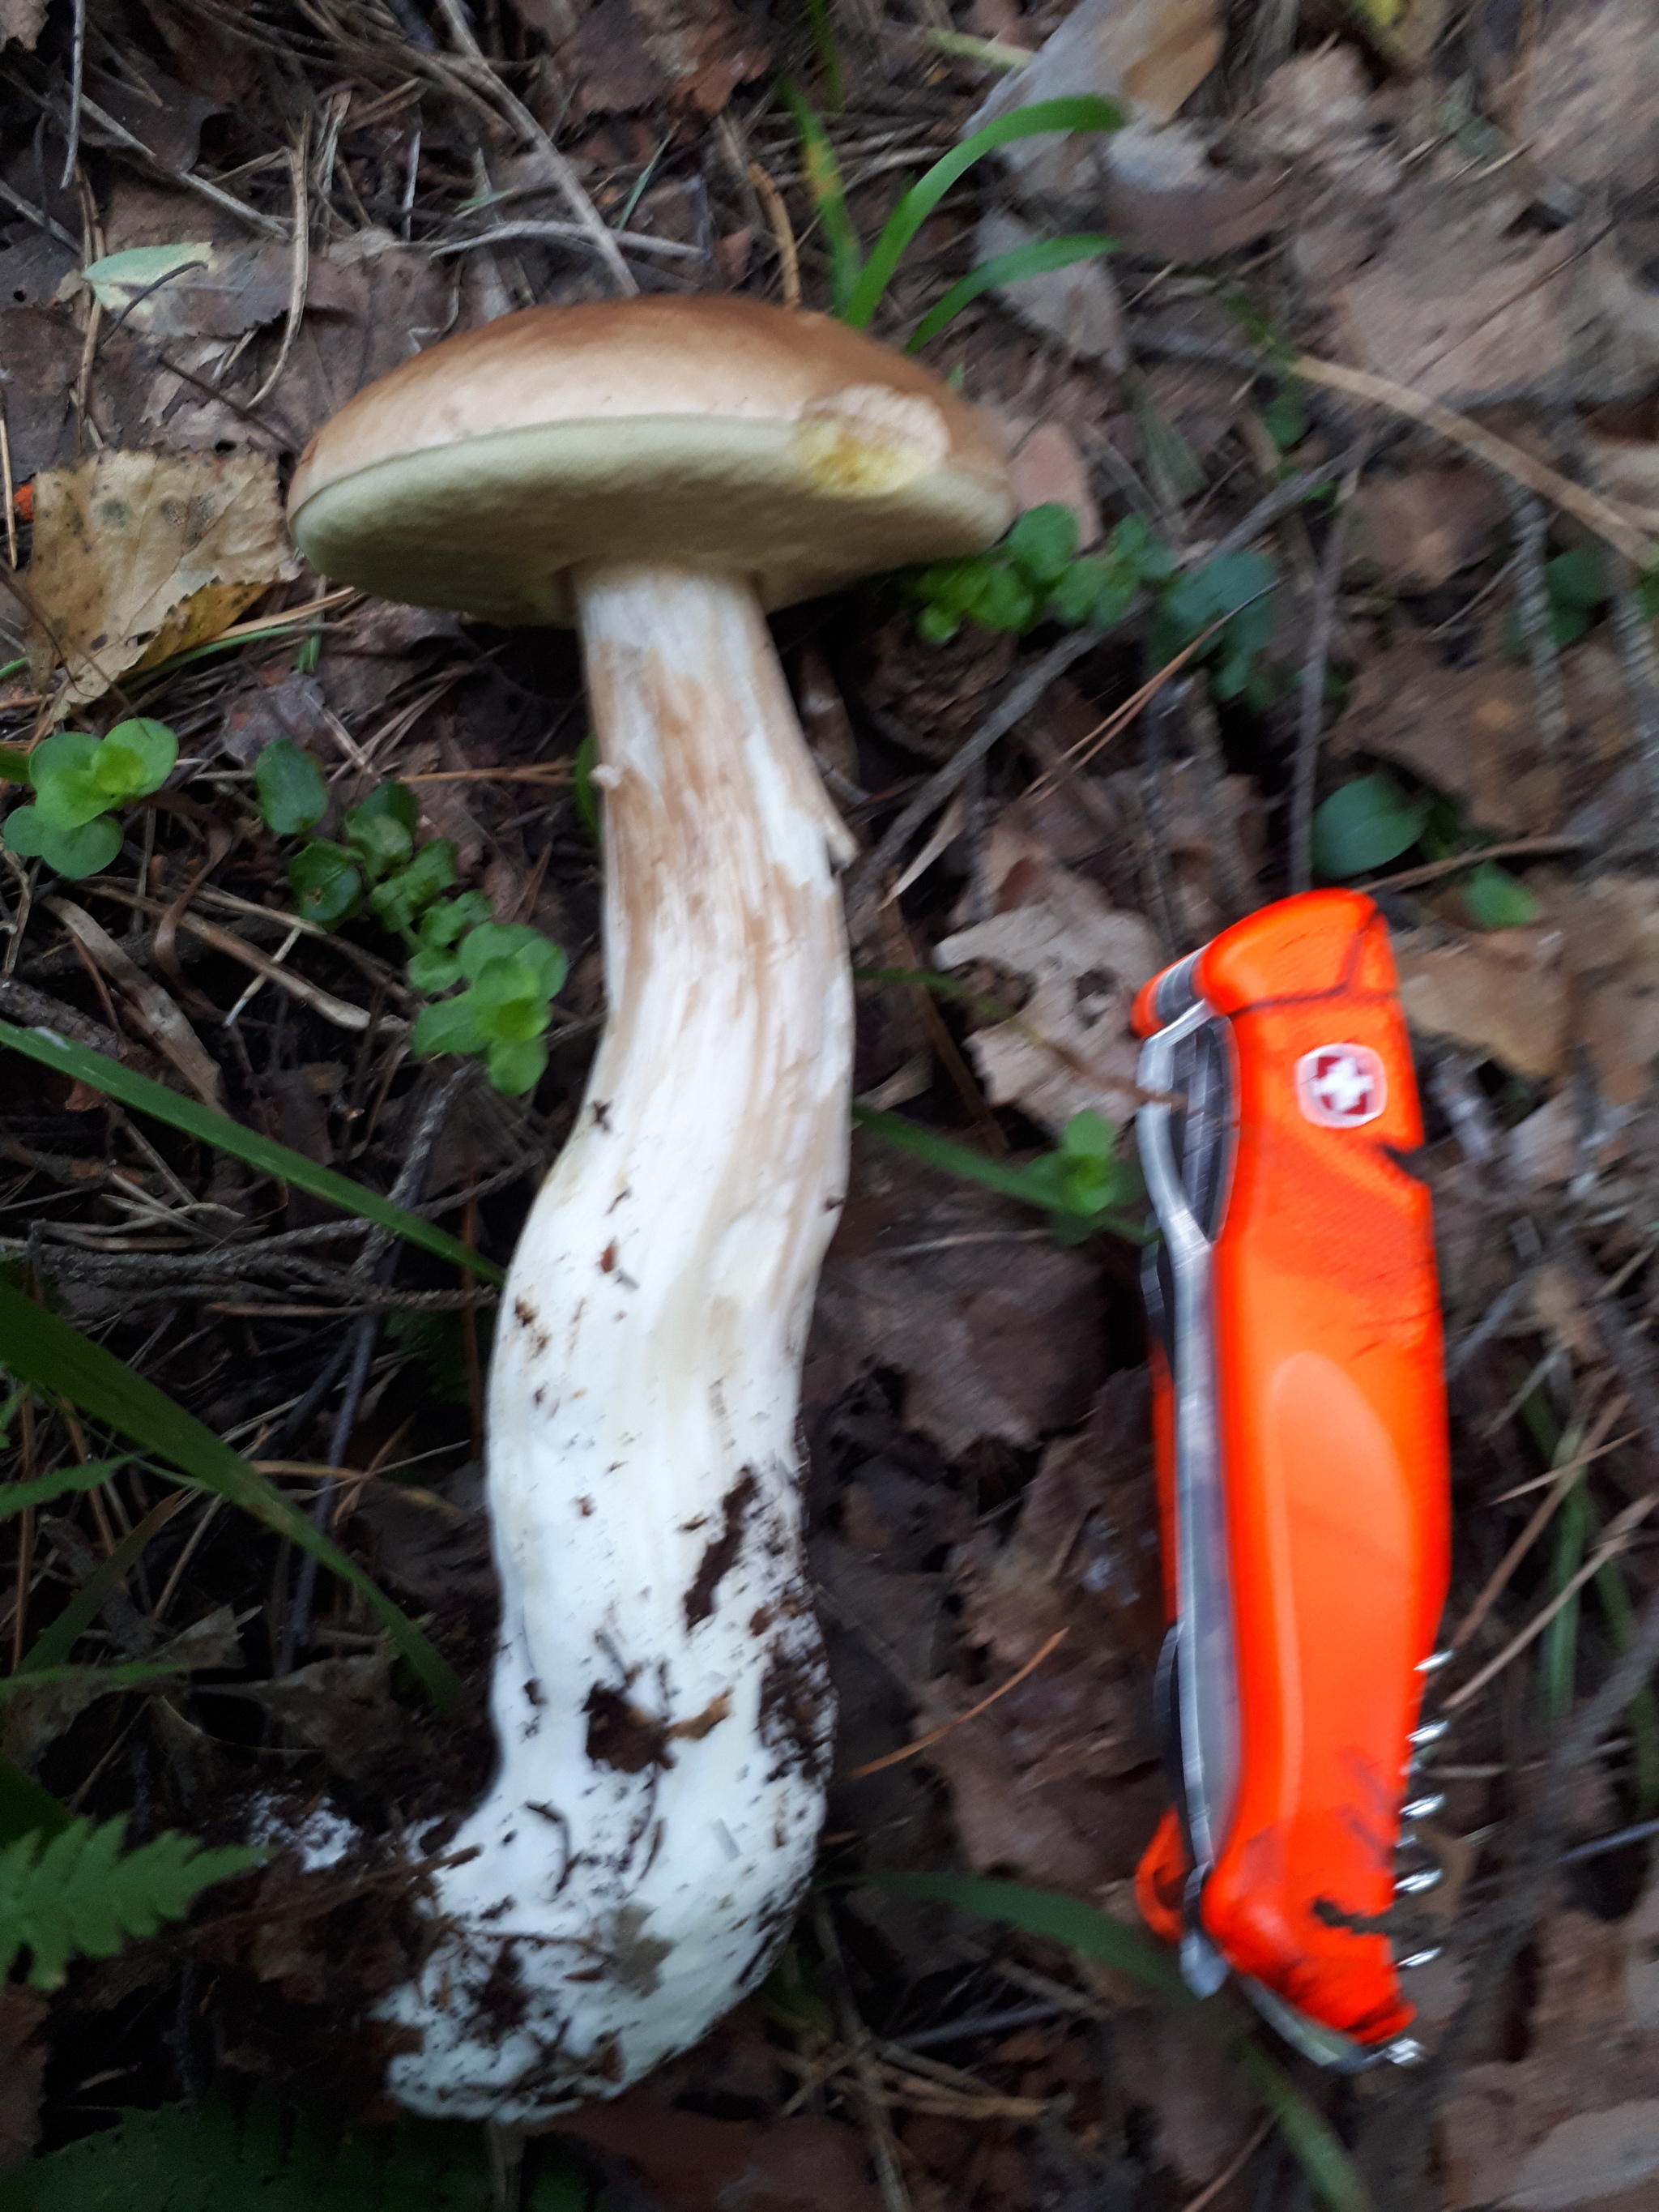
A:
[{"left": 288, "top": 297, "right": 1014, "bottom": 625}]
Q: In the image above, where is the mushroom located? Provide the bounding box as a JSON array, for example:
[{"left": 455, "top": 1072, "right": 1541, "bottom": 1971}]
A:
[{"left": 287, "top": 298, "right": 1011, "bottom": 2121}]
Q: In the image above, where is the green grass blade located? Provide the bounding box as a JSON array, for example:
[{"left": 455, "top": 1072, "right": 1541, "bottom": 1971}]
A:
[
  {"left": 907, "top": 233, "right": 1116, "bottom": 351},
  {"left": 1231, "top": 2039, "right": 1373, "bottom": 2212},
  {"left": 778, "top": 78, "right": 864, "bottom": 317},
  {"left": 868, "top": 1870, "right": 1184, "bottom": 1994},
  {"left": 1589, "top": 1518, "right": 1659, "bottom": 1810},
  {"left": 0, "top": 1659, "right": 188, "bottom": 1699},
  {"left": 0, "top": 1284, "right": 459, "bottom": 1709},
  {"left": 0, "top": 1017, "right": 503, "bottom": 1287},
  {"left": 1543, "top": 1480, "right": 1589, "bottom": 1720},
  {"left": 19, "top": 1491, "right": 187, "bottom": 1673},
  {"left": 843, "top": 95, "right": 1124, "bottom": 329},
  {"left": 871, "top": 1873, "right": 1371, "bottom": 2212},
  {"left": 0, "top": 1454, "right": 132, "bottom": 1520},
  {"left": 800, "top": 0, "right": 843, "bottom": 112},
  {"left": 853, "top": 1104, "right": 1046, "bottom": 1209}
]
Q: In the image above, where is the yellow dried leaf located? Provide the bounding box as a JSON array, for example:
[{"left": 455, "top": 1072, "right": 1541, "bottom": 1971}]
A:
[
  {"left": 130, "top": 582, "right": 271, "bottom": 673},
  {"left": 24, "top": 451, "right": 298, "bottom": 719}
]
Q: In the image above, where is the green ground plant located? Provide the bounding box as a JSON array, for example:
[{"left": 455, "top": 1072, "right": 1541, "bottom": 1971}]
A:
[
  {"left": 781, "top": 84, "right": 1123, "bottom": 339},
  {"left": 855, "top": 1102, "right": 1144, "bottom": 1244},
  {"left": 2, "top": 720, "right": 177, "bottom": 878},
  {"left": 0, "top": 2088, "right": 601, "bottom": 2210},
  {"left": 1310, "top": 772, "right": 1541, "bottom": 927},
  {"left": 0, "top": 1816, "right": 262, "bottom": 1991},
  {"left": 252, "top": 741, "right": 568, "bottom": 1095}
]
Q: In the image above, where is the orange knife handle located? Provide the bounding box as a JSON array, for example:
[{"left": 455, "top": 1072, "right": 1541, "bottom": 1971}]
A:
[{"left": 1132, "top": 891, "right": 1450, "bottom": 2056}]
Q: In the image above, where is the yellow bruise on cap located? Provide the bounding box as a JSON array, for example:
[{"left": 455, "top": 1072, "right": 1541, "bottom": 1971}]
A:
[{"left": 790, "top": 386, "right": 953, "bottom": 499}]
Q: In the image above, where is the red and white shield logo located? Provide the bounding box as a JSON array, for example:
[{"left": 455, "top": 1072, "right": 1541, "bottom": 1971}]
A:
[{"left": 1295, "top": 1043, "right": 1386, "bottom": 1129}]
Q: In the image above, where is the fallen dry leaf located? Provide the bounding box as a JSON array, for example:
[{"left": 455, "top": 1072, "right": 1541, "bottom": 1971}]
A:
[
  {"left": 0, "top": 1988, "right": 48, "bottom": 2172},
  {"left": 348, "top": 1467, "right": 495, "bottom": 1606},
  {"left": 561, "top": 0, "right": 770, "bottom": 120},
  {"left": 1560, "top": 876, "right": 1659, "bottom": 1107},
  {"left": 1103, "top": 164, "right": 1285, "bottom": 260},
  {"left": 1350, "top": 468, "right": 1503, "bottom": 592},
  {"left": 915, "top": 1377, "right": 1163, "bottom": 1893},
  {"left": 969, "top": 1383, "right": 1163, "bottom": 1650},
  {"left": 1, "top": 1603, "right": 243, "bottom": 1767},
  {"left": 915, "top": 1667, "right": 1162, "bottom": 1890},
  {"left": 25, "top": 449, "right": 296, "bottom": 715},
  {"left": 968, "top": 0, "right": 1222, "bottom": 204},
  {"left": 1506, "top": 2103, "right": 1659, "bottom": 2211},
  {"left": 237, "top": 1650, "right": 407, "bottom": 1784},
  {"left": 1113, "top": 2007, "right": 1256, "bottom": 2186},
  {"left": 1330, "top": 641, "right": 1561, "bottom": 839},
  {"left": 1338, "top": 167, "right": 1591, "bottom": 406},
  {"left": 0, "top": 307, "right": 83, "bottom": 483},
  {"left": 808, "top": 1134, "right": 1108, "bottom": 1458},
  {"left": 1393, "top": 924, "right": 1568, "bottom": 1082},
  {"left": 1243, "top": 47, "right": 1394, "bottom": 191},
  {"left": 1006, "top": 420, "right": 1103, "bottom": 548},
  {"left": 558, "top": 2093, "right": 884, "bottom": 2212},
  {"left": 975, "top": 211, "right": 1127, "bottom": 369},
  {"left": 0, "top": 0, "right": 47, "bottom": 49},
  {"left": 1509, "top": 1091, "right": 1579, "bottom": 1189},
  {"left": 1441, "top": 1890, "right": 1659, "bottom": 2209},
  {"left": 252, "top": 231, "right": 456, "bottom": 455},
  {"left": 1518, "top": 0, "right": 1659, "bottom": 199},
  {"left": 934, "top": 819, "right": 1159, "bottom": 1134},
  {"left": 79, "top": 238, "right": 299, "bottom": 340},
  {"left": 1585, "top": 400, "right": 1659, "bottom": 532}
]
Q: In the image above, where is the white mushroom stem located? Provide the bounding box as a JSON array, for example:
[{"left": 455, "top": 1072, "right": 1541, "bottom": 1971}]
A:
[{"left": 382, "top": 565, "right": 856, "bottom": 2123}]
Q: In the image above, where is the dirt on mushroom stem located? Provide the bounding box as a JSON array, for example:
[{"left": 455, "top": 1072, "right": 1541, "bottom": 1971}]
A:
[{"left": 379, "top": 564, "right": 855, "bottom": 2121}]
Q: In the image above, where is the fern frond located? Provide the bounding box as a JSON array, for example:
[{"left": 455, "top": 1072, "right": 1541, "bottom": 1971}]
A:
[
  {"left": 0, "top": 1816, "right": 263, "bottom": 1988},
  {"left": 0, "top": 2090, "right": 599, "bottom": 2210}
]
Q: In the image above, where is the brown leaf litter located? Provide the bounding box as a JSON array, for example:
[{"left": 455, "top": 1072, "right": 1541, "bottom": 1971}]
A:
[
  {"left": 24, "top": 449, "right": 297, "bottom": 715},
  {"left": 932, "top": 807, "right": 1160, "bottom": 1134},
  {"left": 917, "top": 1375, "right": 1164, "bottom": 1894},
  {"left": 1441, "top": 1871, "right": 1659, "bottom": 2210},
  {"left": 810, "top": 1134, "right": 1109, "bottom": 1459}
]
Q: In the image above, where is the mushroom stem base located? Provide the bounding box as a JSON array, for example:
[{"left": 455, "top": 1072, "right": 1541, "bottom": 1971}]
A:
[{"left": 382, "top": 566, "right": 854, "bottom": 2122}]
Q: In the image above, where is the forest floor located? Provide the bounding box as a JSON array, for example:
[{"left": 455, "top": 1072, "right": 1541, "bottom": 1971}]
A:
[{"left": 4, "top": 0, "right": 1659, "bottom": 2206}]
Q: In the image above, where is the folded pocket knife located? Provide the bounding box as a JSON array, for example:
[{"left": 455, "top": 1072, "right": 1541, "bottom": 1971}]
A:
[{"left": 1131, "top": 890, "right": 1451, "bottom": 2068}]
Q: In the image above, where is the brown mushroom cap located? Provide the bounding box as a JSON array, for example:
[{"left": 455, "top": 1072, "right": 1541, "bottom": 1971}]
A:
[{"left": 288, "top": 297, "right": 1014, "bottom": 626}]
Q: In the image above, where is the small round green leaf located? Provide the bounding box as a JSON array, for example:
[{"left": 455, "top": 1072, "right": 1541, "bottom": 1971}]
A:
[
  {"left": 458, "top": 925, "right": 566, "bottom": 996},
  {"left": 407, "top": 946, "right": 464, "bottom": 996},
  {"left": 3, "top": 807, "right": 123, "bottom": 879},
  {"left": 485, "top": 1036, "right": 548, "bottom": 1096},
  {"left": 419, "top": 890, "right": 493, "bottom": 953},
  {"left": 915, "top": 603, "right": 961, "bottom": 645},
  {"left": 1048, "top": 555, "right": 1111, "bottom": 627},
  {"left": 968, "top": 563, "right": 1040, "bottom": 632},
  {"left": 254, "top": 739, "right": 329, "bottom": 836},
  {"left": 27, "top": 732, "right": 109, "bottom": 830},
  {"left": 1546, "top": 545, "right": 1608, "bottom": 609},
  {"left": 27, "top": 732, "right": 96, "bottom": 788},
  {"left": 1262, "top": 389, "right": 1307, "bottom": 451},
  {"left": 1461, "top": 860, "right": 1540, "bottom": 931},
  {"left": 343, "top": 805, "right": 413, "bottom": 879},
  {"left": 353, "top": 780, "right": 420, "bottom": 836},
  {"left": 412, "top": 995, "right": 487, "bottom": 1058},
  {"left": 288, "top": 842, "right": 361, "bottom": 929},
  {"left": 1310, "top": 775, "right": 1429, "bottom": 881},
  {"left": 1004, "top": 504, "right": 1079, "bottom": 587},
  {"left": 91, "top": 719, "right": 177, "bottom": 802},
  {"left": 369, "top": 839, "right": 457, "bottom": 934}
]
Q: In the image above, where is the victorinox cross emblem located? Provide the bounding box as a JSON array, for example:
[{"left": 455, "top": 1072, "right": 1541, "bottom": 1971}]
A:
[{"left": 1295, "top": 1044, "right": 1387, "bottom": 1129}]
